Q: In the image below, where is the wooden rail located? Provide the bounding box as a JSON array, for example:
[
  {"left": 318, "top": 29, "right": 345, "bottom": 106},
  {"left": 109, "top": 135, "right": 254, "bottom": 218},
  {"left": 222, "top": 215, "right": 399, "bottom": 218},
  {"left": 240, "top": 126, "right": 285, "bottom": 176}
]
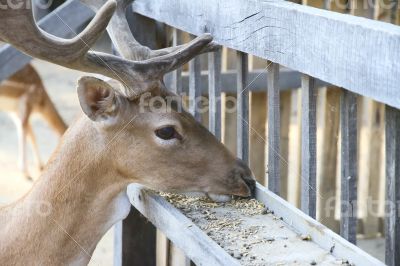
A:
[
  {"left": 127, "top": 183, "right": 384, "bottom": 266},
  {"left": 132, "top": 0, "right": 400, "bottom": 109}
]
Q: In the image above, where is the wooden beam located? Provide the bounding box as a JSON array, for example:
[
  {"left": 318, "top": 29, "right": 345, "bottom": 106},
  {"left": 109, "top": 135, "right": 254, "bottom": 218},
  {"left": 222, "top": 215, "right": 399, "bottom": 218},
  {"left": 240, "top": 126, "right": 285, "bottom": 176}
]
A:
[
  {"left": 189, "top": 54, "right": 202, "bottom": 122},
  {"left": 127, "top": 183, "right": 384, "bottom": 266},
  {"left": 114, "top": 207, "right": 156, "bottom": 266},
  {"left": 208, "top": 49, "right": 222, "bottom": 140},
  {"left": 340, "top": 90, "right": 358, "bottom": 244},
  {"left": 300, "top": 75, "right": 317, "bottom": 218},
  {"left": 236, "top": 52, "right": 249, "bottom": 163},
  {"left": 267, "top": 62, "right": 281, "bottom": 195},
  {"left": 385, "top": 105, "right": 400, "bottom": 266},
  {"left": 132, "top": 0, "right": 400, "bottom": 109},
  {"left": 0, "top": 0, "right": 93, "bottom": 82}
]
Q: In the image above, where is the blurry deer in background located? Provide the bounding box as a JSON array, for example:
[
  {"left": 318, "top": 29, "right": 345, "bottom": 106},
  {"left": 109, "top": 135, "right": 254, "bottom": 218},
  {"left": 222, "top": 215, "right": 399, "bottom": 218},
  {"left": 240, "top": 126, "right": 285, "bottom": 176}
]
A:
[
  {"left": 0, "top": 0, "right": 255, "bottom": 264},
  {"left": 0, "top": 64, "right": 67, "bottom": 180}
]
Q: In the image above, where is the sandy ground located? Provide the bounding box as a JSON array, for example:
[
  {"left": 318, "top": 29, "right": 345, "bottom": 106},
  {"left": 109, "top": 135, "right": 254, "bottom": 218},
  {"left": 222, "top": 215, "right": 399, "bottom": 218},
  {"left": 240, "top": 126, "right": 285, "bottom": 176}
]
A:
[{"left": 0, "top": 59, "right": 113, "bottom": 266}]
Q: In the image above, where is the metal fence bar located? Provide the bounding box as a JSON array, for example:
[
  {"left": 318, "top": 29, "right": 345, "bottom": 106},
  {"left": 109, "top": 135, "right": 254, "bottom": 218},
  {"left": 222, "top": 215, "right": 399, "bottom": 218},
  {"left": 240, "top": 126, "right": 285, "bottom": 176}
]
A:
[
  {"left": 171, "top": 28, "right": 182, "bottom": 95},
  {"left": 236, "top": 51, "right": 249, "bottom": 162},
  {"left": 340, "top": 90, "right": 358, "bottom": 244},
  {"left": 189, "top": 53, "right": 202, "bottom": 122},
  {"left": 267, "top": 62, "right": 281, "bottom": 195},
  {"left": 300, "top": 74, "right": 317, "bottom": 218},
  {"left": 208, "top": 48, "right": 222, "bottom": 140},
  {"left": 385, "top": 105, "right": 400, "bottom": 266}
]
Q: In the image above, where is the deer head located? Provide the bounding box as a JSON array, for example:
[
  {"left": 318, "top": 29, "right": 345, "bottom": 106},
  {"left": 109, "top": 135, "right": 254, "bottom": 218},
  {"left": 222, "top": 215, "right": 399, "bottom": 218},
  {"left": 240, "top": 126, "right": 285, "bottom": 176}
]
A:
[{"left": 0, "top": 0, "right": 255, "bottom": 198}]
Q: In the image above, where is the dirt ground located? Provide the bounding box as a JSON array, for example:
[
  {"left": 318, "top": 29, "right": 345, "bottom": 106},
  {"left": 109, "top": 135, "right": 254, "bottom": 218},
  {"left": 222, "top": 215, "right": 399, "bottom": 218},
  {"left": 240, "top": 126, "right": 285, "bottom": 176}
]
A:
[{"left": 0, "top": 60, "right": 113, "bottom": 266}]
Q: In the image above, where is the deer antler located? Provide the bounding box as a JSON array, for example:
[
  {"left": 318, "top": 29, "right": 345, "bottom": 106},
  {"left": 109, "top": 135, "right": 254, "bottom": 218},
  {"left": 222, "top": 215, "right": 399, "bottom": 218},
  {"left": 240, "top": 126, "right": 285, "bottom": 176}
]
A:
[
  {"left": 0, "top": 0, "right": 216, "bottom": 98},
  {"left": 80, "top": 0, "right": 219, "bottom": 61}
]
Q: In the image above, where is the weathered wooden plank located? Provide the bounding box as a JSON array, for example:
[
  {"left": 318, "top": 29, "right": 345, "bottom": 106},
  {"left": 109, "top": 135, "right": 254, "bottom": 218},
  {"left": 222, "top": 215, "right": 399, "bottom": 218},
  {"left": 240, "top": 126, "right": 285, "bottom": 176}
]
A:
[
  {"left": 127, "top": 185, "right": 240, "bottom": 266},
  {"left": 318, "top": 87, "right": 341, "bottom": 233},
  {"left": 132, "top": 0, "right": 400, "bottom": 109},
  {"left": 164, "top": 69, "right": 329, "bottom": 94},
  {"left": 236, "top": 52, "right": 249, "bottom": 163},
  {"left": 279, "top": 91, "right": 291, "bottom": 198},
  {"left": 267, "top": 62, "right": 281, "bottom": 195},
  {"left": 300, "top": 75, "right": 317, "bottom": 218},
  {"left": 0, "top": 0, "right": 93, "bottom": 81},
  {"left": 385, "top": 105, "right": 400, "bottom": 266},
  {"left": 171, "top": 28, "right": 183, "bottom": 95},
  {"left": 114, "top": 207, "right": 156, "bottom": 266},
  {"left": 340, "top": 90, "right": 358, "bottom": 244},
  {"left": 255, "top": 184, "right": 384, "bottom": 266},
  {"left": 208, "top": 48, "right": 222, "bottom": 140},
  {"left": 126, "top": 183, "right": 384, "bottom": 266},
  {"left": 189, "top": 54, "right": 202, "bottom": 122}
]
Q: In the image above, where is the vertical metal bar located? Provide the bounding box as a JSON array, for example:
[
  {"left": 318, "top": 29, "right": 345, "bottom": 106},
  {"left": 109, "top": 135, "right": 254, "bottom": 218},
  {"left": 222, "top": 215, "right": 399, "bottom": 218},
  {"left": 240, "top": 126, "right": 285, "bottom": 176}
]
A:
[
  {"left": 267, "top": 62, "right": 280, "bottom": 195},
  {"left": 236, "top": 51, "right": 249, "bottom": 163},
  {"left": 189, "top": 53, "right": 202, "bottom": 122},
  {"left": 300, "top": 74, "right": 317, "bottom": 218},
  {"left": 171, "top": 28, "right": 182, "bottom": 95},
  {"left": 340, "top": 89, "right": 358, "bottom": 244},
  {"left": 208, "top": 48, "right": 222, "bottom": 140},
  {"left": 385, "top": 105, "right": 400, "bottom": 266}
]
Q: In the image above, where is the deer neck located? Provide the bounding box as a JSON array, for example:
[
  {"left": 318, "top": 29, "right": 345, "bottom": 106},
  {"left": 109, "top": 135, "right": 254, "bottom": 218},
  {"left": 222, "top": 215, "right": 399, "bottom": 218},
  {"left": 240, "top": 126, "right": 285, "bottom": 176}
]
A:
[{"left": 0, "top": 116, "right": 132, "bottom": 265}]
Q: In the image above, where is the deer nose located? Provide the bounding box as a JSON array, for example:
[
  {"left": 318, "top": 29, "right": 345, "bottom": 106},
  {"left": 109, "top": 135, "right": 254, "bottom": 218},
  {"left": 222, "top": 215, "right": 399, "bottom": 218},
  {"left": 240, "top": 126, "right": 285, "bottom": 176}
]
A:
[{"left": 232, "top": 158, "right": 256, "bottom": 197}]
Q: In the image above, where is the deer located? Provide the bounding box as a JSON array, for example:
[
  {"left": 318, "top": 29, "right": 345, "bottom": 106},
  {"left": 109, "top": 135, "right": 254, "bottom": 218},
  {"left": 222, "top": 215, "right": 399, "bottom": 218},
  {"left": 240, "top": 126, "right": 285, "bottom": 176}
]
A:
[
  {"left": 0, "top": 63, "right": 67, "bottom": 180},
  {"left": 0, "top": 0, "right": 255, "bottom": 265}
]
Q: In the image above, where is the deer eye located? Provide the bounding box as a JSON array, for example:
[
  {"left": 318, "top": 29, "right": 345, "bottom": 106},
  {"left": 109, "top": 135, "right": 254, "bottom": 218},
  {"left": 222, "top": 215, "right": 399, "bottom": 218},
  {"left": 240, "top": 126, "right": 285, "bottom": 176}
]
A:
[{"left": 155, "top": 126, "right": 180, "bottom": 140}]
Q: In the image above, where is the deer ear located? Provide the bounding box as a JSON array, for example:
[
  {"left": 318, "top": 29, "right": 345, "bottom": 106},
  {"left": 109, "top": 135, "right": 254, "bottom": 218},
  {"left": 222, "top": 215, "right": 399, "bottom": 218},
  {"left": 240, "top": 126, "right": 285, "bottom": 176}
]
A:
[{"left": 77, "top": 76, "right": 118, "bottom": 122}]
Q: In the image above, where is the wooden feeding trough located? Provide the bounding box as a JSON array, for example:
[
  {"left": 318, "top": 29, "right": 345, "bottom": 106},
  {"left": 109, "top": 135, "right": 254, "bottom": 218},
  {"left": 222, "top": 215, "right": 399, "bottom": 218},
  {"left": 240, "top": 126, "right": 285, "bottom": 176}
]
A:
[{"left": 128, "top": 183, "right": 383, "bottom": 266}]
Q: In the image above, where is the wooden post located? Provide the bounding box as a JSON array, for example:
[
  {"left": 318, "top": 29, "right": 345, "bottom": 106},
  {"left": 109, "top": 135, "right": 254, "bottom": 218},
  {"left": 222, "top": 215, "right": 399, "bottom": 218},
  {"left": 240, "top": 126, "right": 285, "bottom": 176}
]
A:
[
  {"left": 208, "top": 48, "right": 222, "bottom": 140},
  {"left": 280, "top": 91, "right": 291, "bottom": 199},
  {"left": 189, "top": 52, "right": 202, "bottom": 122},
  {"left": 340, "top": 89, "right": 358, "bottom": 244},
  {"left": 385, "top": 105, "right": 400, "bottom": 266},
  {"left": 171, "top": 28, "right": 182, "bottom": 95},
  {"left": 300, "top": 75, "right": 317, "bottom": 218},
  {"left": 114, "top": 207, "right": 156, "bottom": 266},
  {"left": 267, "top": 62, "right": 281, "bottom": 195},
  {"left": 236, "top": 51, "right": 249, "bottom": 163},
  {"left": 318, "top": 88, "right": 341, "bottom": 232},
  {"left": 113, "top": 12, "right": 158, "bottom": 266}
]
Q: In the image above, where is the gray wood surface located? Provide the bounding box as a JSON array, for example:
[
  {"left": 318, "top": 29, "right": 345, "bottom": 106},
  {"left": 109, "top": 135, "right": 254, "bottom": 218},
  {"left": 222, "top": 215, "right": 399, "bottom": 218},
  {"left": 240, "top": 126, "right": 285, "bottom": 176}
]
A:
[
  {"left": 267, "top": 62, "right": 281, "bottom": 195},
  {"left": 131, "top": 0, "right": 400, "bottom": 109},
  {"left": 126, "top": 183, "right": 384, "bottom": 266},
  {"left": 208, "top": 49, "right": 222, "bottom": 140},
  {"left": 255, "top": 184, "right": 384, "bottom": 266},
  {"left": 340, "top": 90, "right": 358, "bottom": 244},
  {"left": 300, "top": 75, "right": 317, "bottom": 218},
  {"left": 189, "top": 54, "right": 202, "bottom": 122},
  {"left": 171, "top": 28, "right": 183, "bottom": 95},
  {"left": 385, "top": 105, "right": 400, "bottom": 266},
  {"left": 0, "top": 0, "right": 93, "bottom": 82},
  {"left": 127, "top": 184, "right": 240, "bottom": 266},
  {"left": 236, "top": 51, "right": 249, "bottom": 163}
]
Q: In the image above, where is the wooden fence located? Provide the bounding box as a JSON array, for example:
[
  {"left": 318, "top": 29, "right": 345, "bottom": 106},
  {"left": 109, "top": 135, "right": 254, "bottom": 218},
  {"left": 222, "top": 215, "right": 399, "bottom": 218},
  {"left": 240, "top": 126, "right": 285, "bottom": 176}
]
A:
[{"left": 0, "top": 0, "right": 398, "bottom": 265}]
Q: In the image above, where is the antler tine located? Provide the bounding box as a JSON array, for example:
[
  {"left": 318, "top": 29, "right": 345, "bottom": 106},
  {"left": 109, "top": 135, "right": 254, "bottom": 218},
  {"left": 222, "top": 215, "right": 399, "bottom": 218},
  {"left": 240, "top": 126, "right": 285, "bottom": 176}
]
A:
[
  {"left": 81, "top": 0, "right": 220, "bottom": 62},
  {"left": 0, "top": 0, "right": 117, "bottom": 65}
]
